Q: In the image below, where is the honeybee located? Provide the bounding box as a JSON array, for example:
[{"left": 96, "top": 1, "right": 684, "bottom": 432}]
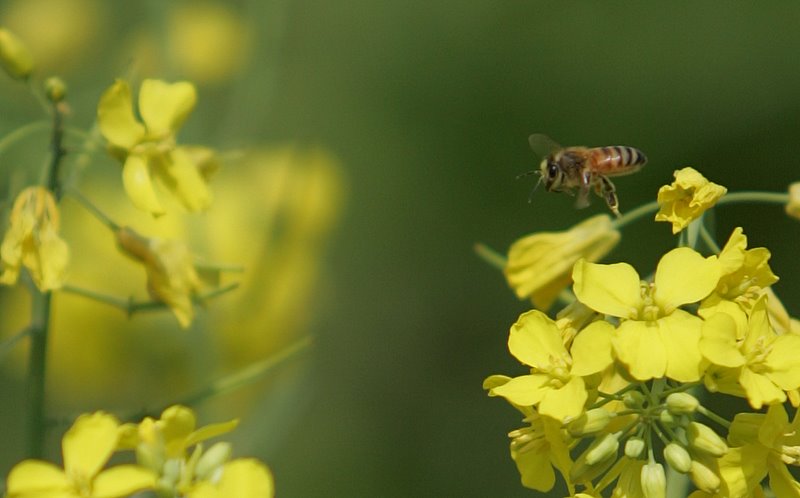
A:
[{"left": 522, "top": 134, "right": 647, "bottom": 217}]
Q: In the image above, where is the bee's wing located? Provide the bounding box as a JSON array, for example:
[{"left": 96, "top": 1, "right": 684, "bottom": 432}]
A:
[{"left": 528, "top": 133, "right": 563, "bottom": 159}]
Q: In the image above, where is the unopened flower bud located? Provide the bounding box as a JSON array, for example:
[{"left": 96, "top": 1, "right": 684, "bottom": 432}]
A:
[
  {"left": 787, "top": 182, "right": 800, "bottom": 221},
  {"left": 625, "top": 437, "right": 646, "bottom": 459},
  {"left": 687, "top": 422, "right": 727, "bottom": 457},
  {"left": 666, "top": 392, "right": 699, "bottom": 415},
  {"left": 641, "top": 462, "right": 666, "bottom": 498},
  {"left": 0, "top": 28, "right": 34, "bottom": 79},
  {"left": 663, "top": 443, "right": 692, "bottom": 473},
  {"left": 585, "top": 433, "right": 619, "bottom": 466},
  {"left": 568, "top": 408, "right": 611, "bottom": 437},
  {"left": 689, "top": 460, "right": 721, "bottom": 494},
  {"left": 569, "top": 436, "right": 618, "bottom": 484},
  {"left": 135, "top": 442, "right": 165, "bottom": 473},
  {"left": 623, "top": 390, "right": 646, "bottom": 409},
  {"left": 659, "top": 410, "right": 679, "bottom": 427},
  {"left": 45, "top": 77, "right": 66, "bottom": 103},
  {"left": 195, "top": 442, "right": 232, "bottom": 480}
]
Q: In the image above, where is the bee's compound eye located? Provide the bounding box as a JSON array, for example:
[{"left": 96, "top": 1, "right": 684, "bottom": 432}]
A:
[{"left": 547, "top": 162, "right": 558, "bottom": 179}]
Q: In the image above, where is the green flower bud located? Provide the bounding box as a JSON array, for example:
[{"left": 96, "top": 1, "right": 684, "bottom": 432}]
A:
[
  {"left": 659, "top": 409, "right": 679, "bottom": 427},
  {"left": 585, "top": 433, "right": 620, "bottom": 466},
  {"left": 195, "top": 442, "right": 232, "bottom": 480},
  {"left": 136, "top": 442, "right": 165, "bottom": 473},
  {"left": 666, "top": 392, "right": 699, "bottom": 414},
  {"left": 44, "top": 77, "right": 66, "bottom": 103},
  {"left": 687, "top": 422, "right": 728, "bottom": 457},
  {"left": 640, "top": 462, "right": 666, "bottom": 498},
  {"left": 663, "top": 442, "right": 692, "bottom": 473},
  {"left": 689, "top": 460, "right": 721, "bottom": 494},
  {"left": 624, "top": 437, "right": 646, "bottom": 459},
  {"left": 567, "top": 408, "right": 612, "bottom": 437},
  {"left": 0, "top": 28, "right": 34, "bottom": 79},
  {"left": 623, "top": 390, "right": 646, "bottom": 408}
]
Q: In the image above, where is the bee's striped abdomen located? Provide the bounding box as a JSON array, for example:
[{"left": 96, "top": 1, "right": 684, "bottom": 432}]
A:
[{"left": 590, "top": 146, "right": 647, "bottom": 176}]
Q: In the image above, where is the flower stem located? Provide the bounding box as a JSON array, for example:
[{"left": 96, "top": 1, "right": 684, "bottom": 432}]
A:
[
  {"left": 697, "top": 405, "right": 731, "bottom": 429},
  {"left": 26, "top": 290, "right": 51, "bottom": 458},
  {"left": 64, "top": 188, "right": 120, "bottom": 231},
  {"left": 26, "top": 96, "right": 66, "bottom": 458},
  {"left": 716, "top": 191, "right": 789, "bottom": 206},
  {"left": 612, "top": 200, "right": 659, "bottom": 230},
  {"left": 474, "top": 242, "right": 506, "bottom": 270},
  {"left": 0, "top": 121, "right": 49, "bottom": 158}
]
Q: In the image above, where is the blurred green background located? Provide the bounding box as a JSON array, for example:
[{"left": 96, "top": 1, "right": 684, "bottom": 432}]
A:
[{"left": 1, "top": 1, "right": 800, "bottom": 497}]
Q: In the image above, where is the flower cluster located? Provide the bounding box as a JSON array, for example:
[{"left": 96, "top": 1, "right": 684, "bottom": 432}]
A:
[
  {"left": 5, "top": 405, "right": 274, "bottom": 498},
  {"left": 484, "top": 167, "right": 800, "bottom": 497}
]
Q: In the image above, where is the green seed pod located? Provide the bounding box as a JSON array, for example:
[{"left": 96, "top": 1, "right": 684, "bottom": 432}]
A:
[
  {"left": 663, "top": 442, "right": 692, "bottom": 473},
  {"left": 0, "top": 28, "right": 34, "bottom": 79},
  {"left": 687, "top": 422, "right": 728, "bottom": 457}
]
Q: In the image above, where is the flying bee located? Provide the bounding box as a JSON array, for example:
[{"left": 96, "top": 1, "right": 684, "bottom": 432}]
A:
[{"left": 521, "top": 134, "right": 647, "bottom": 217}]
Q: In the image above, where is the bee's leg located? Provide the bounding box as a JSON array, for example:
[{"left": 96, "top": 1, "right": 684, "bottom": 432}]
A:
[
  {"left": 574, "top": 171, "right": 592, "bottom": 208},
  {"left": 599, "top": 176, "right": 620, "bottom": 217}
]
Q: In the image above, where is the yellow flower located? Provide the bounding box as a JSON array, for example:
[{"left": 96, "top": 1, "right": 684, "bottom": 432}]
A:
[
  {"left": 187, "top": 459, "right": 274, "bottom": 498},
  {"left": 488, "top": 309, "right": 613, "bottom": 422},
  {"left": 115, "top": 226, "right": 202, "bottom": 328},
  {"left": 504, "top": 214, "right": 620, "bottom": 310},
  {"left": 655, "top": 167, "right": 727, "bottom": 233},
  {"left": 0, "top": 186, "right": 69, "bottom": 290},
  {"left": 724, "top": 404, "right": 800, "bottom": 497},
  {"left": 6, "top": 412, "right": 155, "bottom": 498},
  {"left": 0, "top": 27, "right": 34, "bottom": 79},
  {"left": 786, "top": 182, "right": 800, "bottom": 221},
  {"left": 700, "top": 295, "right": 800, "bottom": 409},
  {"left": 97, "top": 78, "right": 213, "bottom": 215},
  {"left": 573, "top": 247, "right": 719, "bottom": 382}
]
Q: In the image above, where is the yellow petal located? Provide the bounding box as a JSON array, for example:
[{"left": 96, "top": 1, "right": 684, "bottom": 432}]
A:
[
  {"left": 63, "top": 412, "right": 119, "bottom": 481},
  {"left": 717, "top": 227, "right": 747, "bottom": 274},
  {"left": 613, "top": 321, "right": 666, "bottom": 380},
  {"left": 122, "top": 154, "right": 165, "bottom": 216},
  {"left": 658, "top": 311, "right": 704, "bottom": 382},
  {"left": 97, "top": 79, "right": 145, "bottom": 149},
  {"left": 512, "top": 438, "right": 556, "bottom": 491},
  {"left": 139, "top": 79, "right": 196, "bottom": 136},
  {"left": 654, "top": 247, "right": 719, "bottom": 313},
  {"left": 570, "top": 320, "right": 614, "bottom": 376},
  {"left": 92, "top": 465, "right": 156, "bottom": 497},
  {"left": 186, "top": 419, "right": 240, "bottom": 448},
  {"left": 764, "top": 334, "right": 800, "bottom": 390},
  {"left": 767, "top": 460, "right": 800, "bottom": 498},
  {"left": 215, "top": 459, "right": 275, "bottom": 498},
  {"left": 740, "top": 367, "right": 785, "bottom": 409},
  {"left": 158, "top": 147, "right": 213, "bottom": 211},
  {"left": 699, "top": 312, "right": 746, "bottom": 368},
  {"left": 538, "top": 376, "right": 587, "bottom": 422},
  {"left": 489, "top": 374, "right": 549, "bottom": 406},
  {"left": 160, "top": 405, "right": 197, "bottom": 457},
  {"left": 573, "top": 259, "right": 640, "bottom": 318},
  {"left": 6, "top": 460, "right": 70, "bottom": 493},
  {"left": 508, "top": 310, "right": 566, "bottom": 368},
  {"left": 35, "top": 226, "right": 70, "bottom": 290}
]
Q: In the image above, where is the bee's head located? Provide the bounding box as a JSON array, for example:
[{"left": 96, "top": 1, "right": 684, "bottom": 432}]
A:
[{"left": 539, "top": 158, "right": 562, "bottom": 191}]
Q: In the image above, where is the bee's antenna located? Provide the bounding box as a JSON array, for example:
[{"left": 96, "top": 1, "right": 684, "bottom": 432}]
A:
[{"left": 517, "top": 170, "right": 543, "bottom": 204}]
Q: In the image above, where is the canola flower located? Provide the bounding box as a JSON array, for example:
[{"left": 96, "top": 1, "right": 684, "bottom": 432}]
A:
[{"left": 483, "top": 167, "right": 800, "bottom": 497}]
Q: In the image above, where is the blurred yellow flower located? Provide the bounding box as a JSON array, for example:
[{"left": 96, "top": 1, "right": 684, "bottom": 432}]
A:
[
  {"left": 786, "top": 182, "right": 800, "bottom": 220},
  {"left": 168, "top": 3, "right": 251, "bottom": 84},
  {"left": 98, "top": 78, "right": 213, "bottom": 216},
  {"left": 0, "top": 186, "right": 69, "bottom": 291},
  {"left": 188, "top": 459, "right": 274, "bottom": 498},
  {"left": 0, "top": 27, "right": 34, "bottom": 79},
  {"left": 504, "top": 214, "right": 619, "bottom": 310},
  {"left": 655, "top": 167, "right": 726, "bottom": 233},
  {"left": 6, "top": 412, "right": 155, "bottom": 498},
  {"left": 115, "top": 226, "right": 202, "bottom": 328}
]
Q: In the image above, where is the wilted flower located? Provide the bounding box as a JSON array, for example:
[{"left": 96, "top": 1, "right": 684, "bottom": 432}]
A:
[{"left": 655, "top": 167, "right": 726, "bottom": 233}]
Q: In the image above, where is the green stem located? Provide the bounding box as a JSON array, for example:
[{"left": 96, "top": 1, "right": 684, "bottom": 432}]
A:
[
  {"left": 716, "top": 191, "right": 789, "bottom": 206},
  {"left": 612, "top": 200, "right": 660, "bottom": 230},
  {"left": 0, "top": 121, "right": 49, "bottom": 158},
  {"left": 26, "top": 291, "right": 51, "bottom": 458},
  {"left": 698, "top": 224, "right": 721, "bottom": 253},
  {"left": 64, "top": 188, "right": 120, "bottom": 231},
  {"left": 0, "top": 326, "right": 31, "bottom": 358},
  {"left": 697, "top": 405, "right": 731, "bottom": 429}
]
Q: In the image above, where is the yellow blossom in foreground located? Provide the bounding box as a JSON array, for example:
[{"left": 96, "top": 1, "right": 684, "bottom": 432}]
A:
[
  {"left": 655, "top": 167, "right": 727, "bottom": 233},
  {"left": 488, "top": 310, "right": 613, "bottom": 422},
  {"left": 98, "top": 78, "right": 214, "bottom": 215},
  {"left": 786, "top": 182, "right": 800, "bottom": 220},
  {"left": 187, "top": 459, "right": 274, "bottom": 498},
  {"left": 0, "top": 186, "right": 69, "bottom": 290},
  {"left": 573, "top": 247, "right": 719, "bottom": 381},
  {"left": 115, "top": 226, "right": 202, "bottom": 327},
  {"left": 504, "top": 214, "right": 620, "bottom": 310},
  {"left": 6, "top": 412, "right": 155, "bottom": 498},
  {"left": 484, "top": 375, "right": 573, "bottom": 492},
  {"left": 700, "top": 296, "right": 800, "bottom": 408}
]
